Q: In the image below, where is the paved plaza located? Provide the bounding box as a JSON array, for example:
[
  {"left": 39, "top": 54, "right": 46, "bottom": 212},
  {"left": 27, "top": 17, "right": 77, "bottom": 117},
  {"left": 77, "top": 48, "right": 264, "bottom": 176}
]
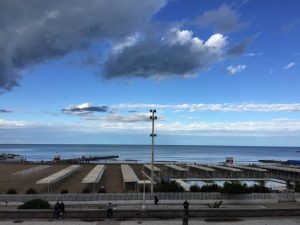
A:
[{"left": 1, "top": 218, "right": 300, "bottom": 225}]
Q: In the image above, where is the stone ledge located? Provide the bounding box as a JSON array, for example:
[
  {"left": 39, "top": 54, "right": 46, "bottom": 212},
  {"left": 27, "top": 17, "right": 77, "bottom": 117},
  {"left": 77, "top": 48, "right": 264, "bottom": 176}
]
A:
[{"left": 1, "top": 208, "right": 300, "bottom": 219}]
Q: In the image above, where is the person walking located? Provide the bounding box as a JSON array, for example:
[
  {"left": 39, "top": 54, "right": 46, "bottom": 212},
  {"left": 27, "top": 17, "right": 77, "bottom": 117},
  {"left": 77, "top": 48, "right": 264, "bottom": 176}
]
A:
[{"left": 154, "top": 196, "right": 159, "bottom": 206}]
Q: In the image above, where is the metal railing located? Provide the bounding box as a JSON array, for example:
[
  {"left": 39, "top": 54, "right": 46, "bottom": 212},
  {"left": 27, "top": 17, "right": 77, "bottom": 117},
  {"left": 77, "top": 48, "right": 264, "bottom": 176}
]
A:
[{"left": 0, "top": 192, "right": 298, "bottom": 202}]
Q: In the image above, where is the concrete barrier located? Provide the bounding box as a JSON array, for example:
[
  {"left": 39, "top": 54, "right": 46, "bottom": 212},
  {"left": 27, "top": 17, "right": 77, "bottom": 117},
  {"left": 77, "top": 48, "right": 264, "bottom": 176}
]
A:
[{"left": 1, "top": 208, "right": 300, "bottom": 219}]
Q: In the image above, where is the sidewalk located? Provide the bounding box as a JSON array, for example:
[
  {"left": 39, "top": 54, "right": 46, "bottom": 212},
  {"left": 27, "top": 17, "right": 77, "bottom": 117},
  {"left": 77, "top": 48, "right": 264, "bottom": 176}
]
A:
[{"left": 0, "top": 218, "right": 300, "bottom": 225}]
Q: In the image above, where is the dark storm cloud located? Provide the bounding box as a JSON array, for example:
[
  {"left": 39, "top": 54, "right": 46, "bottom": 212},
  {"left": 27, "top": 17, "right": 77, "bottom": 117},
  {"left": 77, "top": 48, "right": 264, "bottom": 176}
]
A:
[
  {"left": 196, "top": 4, "right": 246, "bottom": 33},
  {"left": 103, "top": 29, "right": 229, "bottom": 79},
  {"left": 0, "top": 0, "right": 167, "bottom": 93},
  {"left": 61, "top": 104, "right": 109, "bottom": 115}
]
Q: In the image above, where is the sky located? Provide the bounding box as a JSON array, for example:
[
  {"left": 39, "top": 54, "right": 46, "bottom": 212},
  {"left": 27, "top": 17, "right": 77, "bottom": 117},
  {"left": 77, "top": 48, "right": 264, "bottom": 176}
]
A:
[{"left": 0, "top": 0, "right": 300, "bottom": 146}]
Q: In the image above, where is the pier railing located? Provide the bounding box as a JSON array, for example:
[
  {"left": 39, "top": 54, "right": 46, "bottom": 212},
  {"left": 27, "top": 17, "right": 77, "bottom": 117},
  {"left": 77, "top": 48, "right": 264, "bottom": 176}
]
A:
[{"left": 0, "top": 192, "right": 299, "bottom": 203}]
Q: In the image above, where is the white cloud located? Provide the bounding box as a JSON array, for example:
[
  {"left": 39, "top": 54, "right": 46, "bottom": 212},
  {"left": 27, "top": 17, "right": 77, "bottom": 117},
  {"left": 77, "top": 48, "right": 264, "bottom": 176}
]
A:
[
  {"left": 226, "top": 64, "right": 247, "bottom": 75},
  {"left": 1, "top": 118, "right": 300, "bottom": 137},
  {"left": 85, "top": 113, "right": 151, "bottom": 123},
  {"left": 244, "top": 52, "right": 264, "bottom": 57},
  {"left": 0, "top": 119, "right": 31, "bottom": 127},
  {"left": 113, "top": 103, "right": 300, "bottom": 112},
  {"left": 112, "top": 33, "right": 140, "bottom": 54},
  {"left": 283, "top": 62, "right": 296, "bottom": 69},
  {"left": 205, "top": 33, "right": 227, "bottom": 49}
]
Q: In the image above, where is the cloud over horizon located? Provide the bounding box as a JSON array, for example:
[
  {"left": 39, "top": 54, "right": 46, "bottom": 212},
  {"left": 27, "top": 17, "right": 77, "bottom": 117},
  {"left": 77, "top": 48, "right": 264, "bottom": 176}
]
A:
[
  {"left": 61, "top": 103, "right": 109, "bottom": 115},
  {"left": 113, "top": 103, "right": 300, "bottom": 112},
  {"left": 1, "top": 117, "right": 300, "bottom": 138}
]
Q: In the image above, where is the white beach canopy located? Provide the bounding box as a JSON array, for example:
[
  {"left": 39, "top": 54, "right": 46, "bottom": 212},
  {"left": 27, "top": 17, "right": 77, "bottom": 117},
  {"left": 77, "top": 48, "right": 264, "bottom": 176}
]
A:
[
  {"left": 121, "top": 164, "right": 139, "bottom": 191},
  {"left": 144, "top": 164, "right": 161, "bottom": 172},
  {"left": 166, "top": 164, "right": 188, "bottom": 172},
  {"left": 208, "top": 164, "right": 242, "bottom": 172},
  {"left": 82, "top": 165, "right": 105, "bottom": 184},
  {"left": 232, "top": 165, "right": 268, "bottom": 172},
  {"left": 36, "top": 165, "right": 81, "bottom": 192},
  {"left": 188, "top": 164, "right": 215, "bottom": 172},
  {"left": 121, "top": 164, "right": 139, "bottom": 183},
  {"left": 11, "top": 165, "right": 50, "bottom": 182},
  {"left": 260, "top": 165, "right": 300, "bottom": 173}
]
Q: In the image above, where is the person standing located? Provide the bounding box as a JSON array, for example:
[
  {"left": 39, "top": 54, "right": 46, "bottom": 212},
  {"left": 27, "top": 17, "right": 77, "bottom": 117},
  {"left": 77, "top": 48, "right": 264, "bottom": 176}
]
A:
[
  {"left": 59, "top": 201, "right": 65, "bottom": 219},
  {"left": 154, "top": 196, "right": 159, "bottom": 206},
  {"left": 53, "top": 201, "right": 59, "bottom": 219},
  {"left": 183, "top": 200, "right": 189, "bottom": 215},
  {"left": 183, "top": 200, "right": 189, "bottom": 225},
  {"left": 106, "top": 202, "right": 113, "bottom": 218}
]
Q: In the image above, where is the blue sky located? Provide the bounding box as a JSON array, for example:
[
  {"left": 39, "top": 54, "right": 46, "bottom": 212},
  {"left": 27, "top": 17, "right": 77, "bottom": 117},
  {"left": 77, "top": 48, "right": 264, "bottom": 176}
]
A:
[{"left": 0, "top": 0, "right": 300, "bottom": 146}]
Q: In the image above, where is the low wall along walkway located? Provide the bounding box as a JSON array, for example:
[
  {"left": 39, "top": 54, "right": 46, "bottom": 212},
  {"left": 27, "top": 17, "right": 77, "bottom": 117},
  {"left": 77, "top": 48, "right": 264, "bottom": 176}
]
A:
[
  {"left": 1, "top": 192, "right": 299, "bottom": 203},
  {"left": 1, "top": 208, "right": 300, "bottom": 219}
]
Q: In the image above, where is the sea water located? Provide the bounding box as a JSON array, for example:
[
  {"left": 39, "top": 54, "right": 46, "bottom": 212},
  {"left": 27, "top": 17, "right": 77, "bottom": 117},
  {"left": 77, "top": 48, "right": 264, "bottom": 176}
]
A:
[{"left": 0, "top": 144, "right": 299, "bottom": 163}]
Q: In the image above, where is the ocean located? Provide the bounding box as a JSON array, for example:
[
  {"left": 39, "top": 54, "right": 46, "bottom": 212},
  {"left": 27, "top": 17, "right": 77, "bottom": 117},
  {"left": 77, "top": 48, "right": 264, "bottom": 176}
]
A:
[{"left": 0, "top": 144, "right": 299, "bottom": 163}]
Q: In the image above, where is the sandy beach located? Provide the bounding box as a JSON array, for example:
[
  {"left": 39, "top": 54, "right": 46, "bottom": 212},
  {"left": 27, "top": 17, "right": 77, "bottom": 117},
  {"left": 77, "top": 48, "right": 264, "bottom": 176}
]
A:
[{"left": 0, "top": 163, "right": 148, "bottom": 194}]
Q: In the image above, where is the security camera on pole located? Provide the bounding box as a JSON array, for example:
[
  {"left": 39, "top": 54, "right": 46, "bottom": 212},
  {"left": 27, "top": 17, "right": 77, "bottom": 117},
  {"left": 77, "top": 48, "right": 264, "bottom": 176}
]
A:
[{"left": 150, "top": 109, "right": 157, "bottom": 194}]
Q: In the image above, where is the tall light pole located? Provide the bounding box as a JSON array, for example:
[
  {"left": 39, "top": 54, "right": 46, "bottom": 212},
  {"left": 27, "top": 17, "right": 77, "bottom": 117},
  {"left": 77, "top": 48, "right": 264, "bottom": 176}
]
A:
[{"left": 150, "top": 109, "right": 157, "bottom": 194}]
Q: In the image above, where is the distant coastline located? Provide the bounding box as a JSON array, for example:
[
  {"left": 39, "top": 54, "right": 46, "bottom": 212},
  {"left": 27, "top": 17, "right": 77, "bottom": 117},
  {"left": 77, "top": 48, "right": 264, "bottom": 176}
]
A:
[{"left": 0, "top": 144, "right": 299, "bottom": 163}]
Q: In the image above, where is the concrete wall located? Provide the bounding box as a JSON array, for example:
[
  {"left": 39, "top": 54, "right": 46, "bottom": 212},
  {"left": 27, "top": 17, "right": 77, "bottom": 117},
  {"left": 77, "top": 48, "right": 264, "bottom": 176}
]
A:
[{"left": 1, "top": 208, "right": 300, "bottom": 219}]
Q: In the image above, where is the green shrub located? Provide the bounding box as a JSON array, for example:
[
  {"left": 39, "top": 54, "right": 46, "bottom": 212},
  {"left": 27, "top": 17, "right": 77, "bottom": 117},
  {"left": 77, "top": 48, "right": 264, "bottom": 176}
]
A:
[
  {"left": 295, "top": 182, "right": 300, "bottom": 192},
  {"left": 154, "top": 179, "right": 184, "bottom": 192},
  {"left": 26, "top": 188, "right": 37, "bottom": 194},
  {"left": 82, "top": 188, "right": 91, "bottom": 193},
  {"left": 18, "top": 199, "right": 51, "bottom": 209},
  {"left": 248, "top": 184, "right": 270, "bottom": 193},
  {"left": 207, "top": 200, "right": 223, "bottom": 208},
  {"left": 286, "top": 180, "right": 294, "bottom": 189},
  {"left": 190, "top": 184, "right": 201, "bottom": 192},
  {"left": 98, "top": 187, "right": 107, "bottom": 193},
  {"left": 6, "top": 188, "right": 17, "bottom": 194},
  {"left": 221, "top": 181, "right": 250, "bottom": 194},
  {"left": 201, "top": 184, "right": 222, "bottom": 192},
  {"left": 61, "top": 189, "right": 69, "bottom": 194}
]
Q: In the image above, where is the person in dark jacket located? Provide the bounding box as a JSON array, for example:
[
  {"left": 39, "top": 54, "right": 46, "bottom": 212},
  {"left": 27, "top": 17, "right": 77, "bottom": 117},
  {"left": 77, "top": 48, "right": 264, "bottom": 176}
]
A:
[
  {"left": 154, "top": 196, "right": 159, "bottom": 206},
  {"left": 53, "top": 201, "right": 59, "bottom": 218},
  {"left": 106, "top": 203, "right": 113, "bottom": 218},
  {"left": 58, "top": 201, "right": 65, "bottom": 219},
  {"left": 183, "top": 200, "right": 189, "bottom": 216}
]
